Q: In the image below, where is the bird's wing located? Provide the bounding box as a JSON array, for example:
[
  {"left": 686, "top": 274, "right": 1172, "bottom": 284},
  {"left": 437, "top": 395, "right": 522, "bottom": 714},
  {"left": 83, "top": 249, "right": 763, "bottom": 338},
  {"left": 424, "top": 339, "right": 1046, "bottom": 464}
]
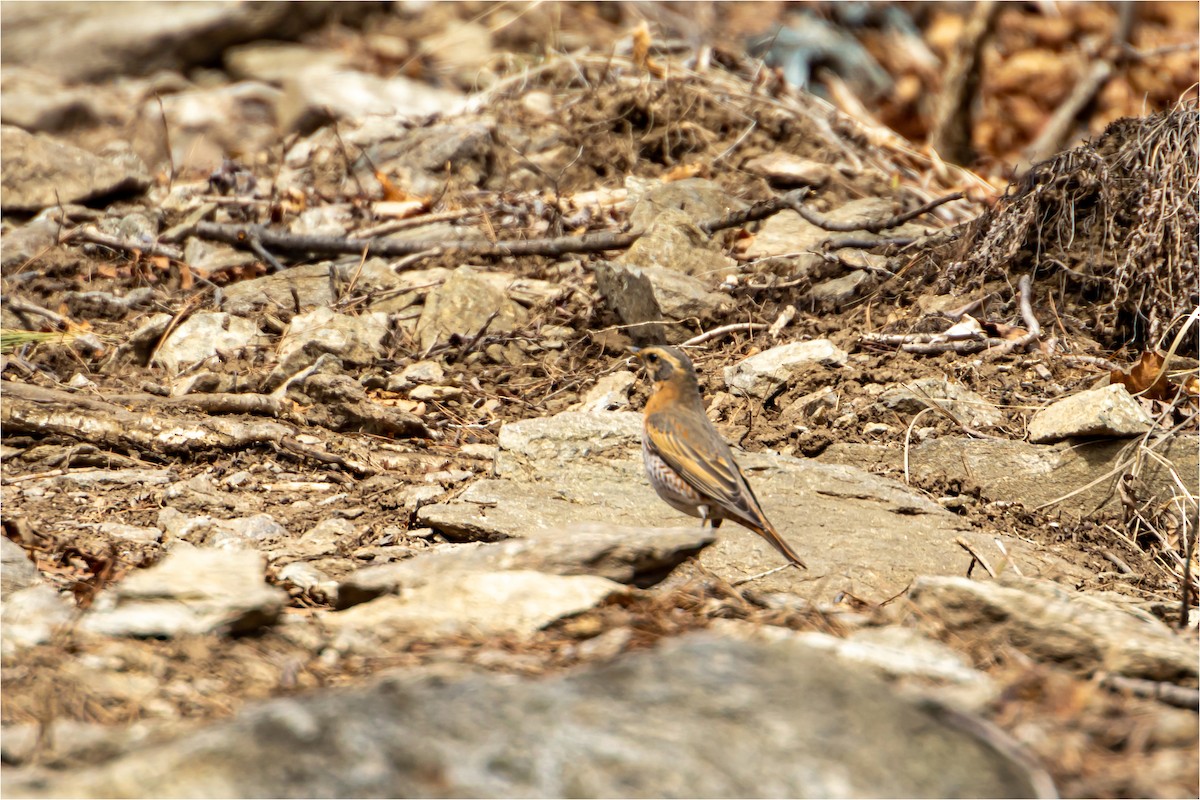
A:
[{"left": 644, "top": 409, "right": 762, "bottom": 523}]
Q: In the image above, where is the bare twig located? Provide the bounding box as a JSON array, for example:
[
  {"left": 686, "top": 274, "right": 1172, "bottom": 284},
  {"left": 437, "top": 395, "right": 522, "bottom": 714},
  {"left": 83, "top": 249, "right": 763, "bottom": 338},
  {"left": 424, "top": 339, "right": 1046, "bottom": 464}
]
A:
[
  {"left": 768, "top": 305, "right": 796, "bottom": 338},
  {"left": 2, "top": 297, "right": 70, "bottom": 329},
  {"left": 278, "top": 436, "right": 373, "bottom": 476},
  {"left": 787, "top": 192, "right": 964, "bottom": 233},
  {"left": 1097, "top": 673, "right": 1199, "bottom": 709},
  {"left": 188, "top": 188, "right": 960, "bottom": 265},
  {"left": 191, "top": 220, "right": 641, "bottom": 260},
  {"left": 68, "top": 226, "right": 184, "bottom": 261},
  {"left": 355, "top": 208, "right": 481, "bottom": 239},
  {"left": 681, "top": 322, "right": 767, "bottom": 347},
  {"left": 696, "top": 189, "right": 812, "bottom": 235},
  {"left": 956, "top": 536, "right": 998, "bottom": 579},
  {"left": 822, "top": 235, "right": 915, "bottom": 251},
  {"left": 1061, "top": 354, "right": 1120, "bottom": 371},
  {"left": 246, "top": 235, "right": 285, "bottom": 273}
]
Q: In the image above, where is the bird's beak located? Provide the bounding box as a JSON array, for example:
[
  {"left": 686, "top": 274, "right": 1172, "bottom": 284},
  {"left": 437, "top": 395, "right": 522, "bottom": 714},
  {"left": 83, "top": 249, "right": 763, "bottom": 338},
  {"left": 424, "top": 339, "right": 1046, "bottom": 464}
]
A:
[{"left": 626, "top": 346, "right": 643, "bottom": 359}]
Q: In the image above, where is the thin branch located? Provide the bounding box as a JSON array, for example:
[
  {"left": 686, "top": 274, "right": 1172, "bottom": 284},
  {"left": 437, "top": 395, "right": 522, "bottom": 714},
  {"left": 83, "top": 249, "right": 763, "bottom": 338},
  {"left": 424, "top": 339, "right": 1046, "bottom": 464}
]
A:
[
  {"left": 956, "top": 536, "right": 998, "bottom": 579},
  {"left": 2, "top": 297, "right": 70, "bottom": 329},
  {"left": 681, "top": 322, "right": 767, "bottom": 347},
  {"left": 191, "top": 220, "right": 641, "bottom": 260},
  {"left": 787, "top": 192, "right": 964, "bottom": 233},
  {"left": 68, "top": 226, "right": 184, "bottom": 261},
  {"left": 1097, "top": 673, "right": 1199, "bottom": 710}
]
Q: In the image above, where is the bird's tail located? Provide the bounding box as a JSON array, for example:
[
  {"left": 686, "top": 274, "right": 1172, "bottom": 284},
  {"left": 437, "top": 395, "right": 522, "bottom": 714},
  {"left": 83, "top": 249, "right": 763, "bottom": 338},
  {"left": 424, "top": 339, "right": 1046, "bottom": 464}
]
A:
[{"left": 751, "top": 520, "right": 807, "bottom": 569}]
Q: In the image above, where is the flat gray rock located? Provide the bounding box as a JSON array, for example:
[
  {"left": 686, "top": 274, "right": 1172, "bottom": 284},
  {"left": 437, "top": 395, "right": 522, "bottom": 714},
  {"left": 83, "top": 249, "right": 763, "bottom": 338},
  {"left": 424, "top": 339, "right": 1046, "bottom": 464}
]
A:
[
  {"left": 1028, "top": 384, "right": 1154, "bottom": 443},
  {"left": 325, "top": 570, "right": 627, "bottom": 647},
  {"left": 417, "top": 411, "right": 1075, "bottom": 603},
  {"left": 810, "top": 269, "right": 871, "bottom": 304},
  {"left": 1, "top": 584, "right": 75, "bottom": 656},
  {"left": 339, "top": 523, "right": 714, "bottom": 608},
  {"left": 909, "top": 575, "right": 1197, "bottom": 682},
  {"left": 0, "top": 126, "right": 149, "bottom": 211},
  {"left": 0, "top": 2, "right": 372, "bottom": 82},
  {"left": 152, "top": 312, "right": 267, "bottom": 374},
  {"left": 8, "top": 634, "right": 1053, "bottom": 799},
  {"left": 219, "top": 258, "right": 404, "bottom": 316},
  {"left": 277, "top": 307, "right": 389, "bottom": 366},
  {"left": 628, "top": 177, "right": 746, "bottom": 230},
  {"left": 619, "top": 208, "right": 737, "bottom": 277},
  {"left": 416, "top": 265, "right": 527, "bottom": 351},
  {"left": 877, "top": 376, "right": 1004, "bottom": 429},
  {"left": 818, "top": 434, "right": 1198, "bottom": 515},
  {"left": 81, "top": 548, "right": 285, "bottom": 639}
]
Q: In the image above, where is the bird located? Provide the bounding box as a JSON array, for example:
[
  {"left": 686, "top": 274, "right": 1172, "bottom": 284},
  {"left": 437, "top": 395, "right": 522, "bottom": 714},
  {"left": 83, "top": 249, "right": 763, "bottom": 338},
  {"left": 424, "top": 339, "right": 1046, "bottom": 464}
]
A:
[{"left": 631, "top": 345, "right": 807, "bottom": 569}]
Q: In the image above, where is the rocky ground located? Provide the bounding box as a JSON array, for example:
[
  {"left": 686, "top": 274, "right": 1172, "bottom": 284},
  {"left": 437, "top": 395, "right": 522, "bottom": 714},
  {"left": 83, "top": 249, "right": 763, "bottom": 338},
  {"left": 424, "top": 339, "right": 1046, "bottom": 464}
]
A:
[{"left": 1, "top": 3, "right": 1198, "bottom": 798}]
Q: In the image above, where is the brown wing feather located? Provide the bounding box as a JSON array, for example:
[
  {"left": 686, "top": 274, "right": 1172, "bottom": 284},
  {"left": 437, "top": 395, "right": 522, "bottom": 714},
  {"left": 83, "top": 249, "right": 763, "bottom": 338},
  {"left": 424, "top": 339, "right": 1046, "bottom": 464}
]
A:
[
  {"left": 646, "top": 408, "right": 807, "bottom": 568},
  {"left": 644, "top": 408, "right": 768, "bottom": 529}
]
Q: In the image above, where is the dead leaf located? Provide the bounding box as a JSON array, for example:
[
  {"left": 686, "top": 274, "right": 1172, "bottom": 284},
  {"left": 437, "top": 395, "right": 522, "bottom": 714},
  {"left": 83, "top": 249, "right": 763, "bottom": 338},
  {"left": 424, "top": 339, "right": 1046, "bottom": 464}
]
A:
[
  {"left": 663, "top": 163, "right": 703, "bottom": 182},
  {"left": 374, "top": 171, "right": 411, "bottom": 203},
  {"left": 1110, "top": 351, "right": 1170, "bottom": 401}
]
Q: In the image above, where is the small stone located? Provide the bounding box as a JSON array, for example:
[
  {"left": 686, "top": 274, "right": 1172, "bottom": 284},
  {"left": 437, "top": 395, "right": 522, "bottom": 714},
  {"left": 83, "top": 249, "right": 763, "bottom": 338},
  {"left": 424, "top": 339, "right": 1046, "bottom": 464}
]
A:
[
  {"left": 415, "top": 266, "right": 527, "bottom": 351},
  {"left": 2, "top": 584, "right": 75, "bottom": 655},
  {"left": 81, "top": 549, "right": 286, "bottom": 639},
  {"left": 862, "top": 423, "right": 890, "bottom": 436},
  {"left": 723, "top": 340, "right": 849, "bottom": 399},
  {"left": 425, "top": 469, "right": 474, "bottom": 485},
  {"left": 1028, "top": 384, "right": 1155, "bottom": 443},
  {"left": 811, "top": 270, "right": 871, "bottom": 304},
  {"left": 97, "top": 523, "right": 163, "bottom": 543},
  {"left": 277, "top": 307, "right": 390, "bottom": 367},
  {"left": 1, "top": 125, "right": 150, "bottom": 211},
  {"left": 571, "top": 370, "right": 637, "bottom": 413},
  {"left": 742, "top": 153, "right": 835, "bottom": 187},
  {"left": 388, "top": 360, "right": 444, "bottom": 391},
  {"left": 293, "top": 518, "right": 355, "bottom": 558},
  {"left": 409, "top": 384, "right": 462, "bottom": 402},
  {"left": 152, "top": 312, "right": 267, "bottom": 374}
]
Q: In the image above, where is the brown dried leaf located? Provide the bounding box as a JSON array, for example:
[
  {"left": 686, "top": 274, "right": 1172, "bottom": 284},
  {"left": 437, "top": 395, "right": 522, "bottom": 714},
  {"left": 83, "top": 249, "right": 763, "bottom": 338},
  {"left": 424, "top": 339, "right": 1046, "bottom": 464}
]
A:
[{"left": 1110, "top": 351, "right": 1170, "bottom": 401}]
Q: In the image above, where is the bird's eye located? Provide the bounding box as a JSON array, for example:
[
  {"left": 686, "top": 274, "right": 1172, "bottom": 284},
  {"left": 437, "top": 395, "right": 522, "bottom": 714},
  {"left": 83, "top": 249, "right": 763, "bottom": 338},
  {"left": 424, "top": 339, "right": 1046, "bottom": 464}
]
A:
[{"left": 645, "top": 353, "right": 658, "bottom": 362}]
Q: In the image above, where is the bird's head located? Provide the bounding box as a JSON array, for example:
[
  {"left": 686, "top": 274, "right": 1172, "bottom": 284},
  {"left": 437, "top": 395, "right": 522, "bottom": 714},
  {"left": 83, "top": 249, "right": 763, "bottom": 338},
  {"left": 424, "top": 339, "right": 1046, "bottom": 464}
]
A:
[{"left": 629, "top": 345, "right": 699, "bottom": 389}]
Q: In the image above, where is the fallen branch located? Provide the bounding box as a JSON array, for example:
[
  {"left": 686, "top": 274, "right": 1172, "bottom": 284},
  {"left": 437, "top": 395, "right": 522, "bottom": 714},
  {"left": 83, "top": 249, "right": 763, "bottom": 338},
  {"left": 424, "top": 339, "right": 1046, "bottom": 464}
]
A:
[
  {"left": 183, "top": 188, "right": 961, "bottom": 266},
  {"left": 278, "top": 436, "right": 373, "bottom": 476},
  {"left": 159, "top": 393, "right": 291, "bottom": 417},
  {"left": 1, "top": 381, "right": 295, "bottom": 457},
  {"left": 680, "top": 322, "right": 768, "bottom": 347},
  {"left": 2, "top": 297, "right": 70, "bottom": 329},
  {"left": 188, "top": 220, "right": 642, "bottom": 260},
  {"left": 1097, "top": 673, "right": 1199, "bottom": 710},
  {"left": 1061, "top": 354, "right": 1120, "bottom": 371},
  {"left": 68, "top": 226, "right": 185, "bottom": 261},
  {"left": 787, "top": 192, "right": 964, "bottom": 233},
  {"left": 956, "top": 536, "right": 998, "bottom": 579},
  {"left": 985, "top": 274, "right": 1041, "bottom": 355}
]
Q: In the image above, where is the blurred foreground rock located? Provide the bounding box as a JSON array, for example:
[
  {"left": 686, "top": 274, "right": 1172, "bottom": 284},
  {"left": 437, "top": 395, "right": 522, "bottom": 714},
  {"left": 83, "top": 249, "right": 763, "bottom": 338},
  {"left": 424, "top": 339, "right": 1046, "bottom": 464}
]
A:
[{"left": 4, "top": 634, "right": 1053, "bottom": 799}]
